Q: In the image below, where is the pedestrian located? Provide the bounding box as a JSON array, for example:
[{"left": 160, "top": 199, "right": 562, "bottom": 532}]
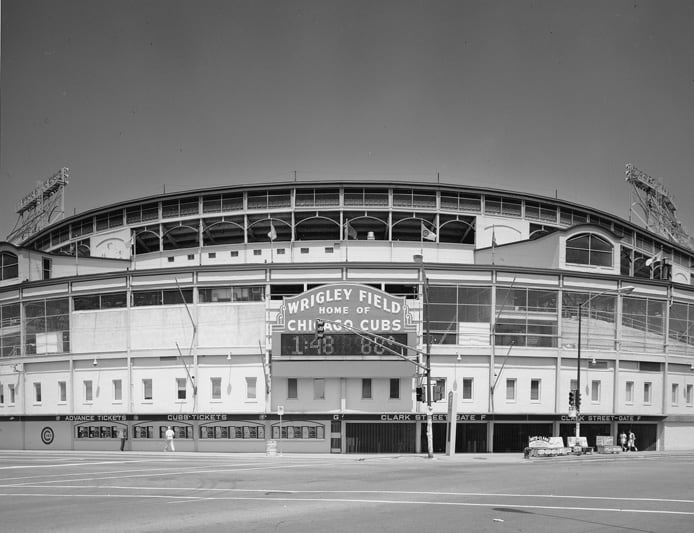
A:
[
  {"left": 164, "top": 426, "right": 175, "bottom": 452},
  {"left": 619, "top": 431, "right": 627, "bottom": 452},
  {"left": 628, "top": 430, "right": 637, "bottom": 452},
  {"left": 118, "top": 427, "right": 127, "bottom": 451}
]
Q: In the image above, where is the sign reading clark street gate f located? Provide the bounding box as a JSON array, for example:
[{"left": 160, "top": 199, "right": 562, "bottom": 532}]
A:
[{"left": 273, "top": 283, "right": 415, "bottom": 357}]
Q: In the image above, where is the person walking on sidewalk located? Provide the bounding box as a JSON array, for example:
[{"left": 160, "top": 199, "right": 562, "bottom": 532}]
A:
[
  {"left": 164, "top": 426, "right": 175, "bottom": 452},
  {"left": 118, "top": 427, "right": 127, "bottom": 451},
  {"left": 628, "top": 430, "right": 637, "bottom": 452}
]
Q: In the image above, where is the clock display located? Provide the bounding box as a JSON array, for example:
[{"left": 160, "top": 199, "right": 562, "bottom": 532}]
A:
[{"left": 280, "top": 333, "right": 409, "bottom": 356}]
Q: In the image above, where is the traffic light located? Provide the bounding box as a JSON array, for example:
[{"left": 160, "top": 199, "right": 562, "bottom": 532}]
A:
[
  {"left": 315, "top": 319, "right": 325, "bottom": 338},
  {"left": 416, "top": 387, "right": 424, "bottom": 402},
  {"left": 569, "top": 390, "right": 575, "bottom": 408},
  {"left": 576, "top": 392, "right": 581, "bottom": 410}
]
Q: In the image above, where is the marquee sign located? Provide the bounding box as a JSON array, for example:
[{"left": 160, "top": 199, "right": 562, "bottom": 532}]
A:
[{"left": 273, "top": 283, "right": 415, "bottom": 357}]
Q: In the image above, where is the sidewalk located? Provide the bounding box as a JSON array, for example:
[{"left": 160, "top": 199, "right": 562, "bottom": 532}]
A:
[{"left": 6, "top": 448, "right": 694, "bottom": 462}]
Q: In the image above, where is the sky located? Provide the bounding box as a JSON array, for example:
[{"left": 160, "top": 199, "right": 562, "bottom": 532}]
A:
[{"left": 1, "top": 0, "right": 694, "bottom": 245}]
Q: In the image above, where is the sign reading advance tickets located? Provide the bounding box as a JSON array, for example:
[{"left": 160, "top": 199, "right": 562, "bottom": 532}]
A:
[{"left": 274, "top": 283, "right": 414, "bottom": 357}]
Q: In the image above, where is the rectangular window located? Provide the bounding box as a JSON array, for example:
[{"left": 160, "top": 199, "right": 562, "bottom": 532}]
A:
[
  {"left": 0, "top": 302, "right": 21, "bottom": 357},
  {"left": 626, "top": 381, "right": 634, "bottom": 403},
  {"left": 8, "top": 384, "right": 15, "bottom": 404},
  {"left": 34, "top": 382, "right": 42, "bottom": 403},
  {"left": 389, "top": 378, "right": 400, "bottom": 399},
  {"left": 495, "top": 287, "right": 558, "bottom": 348},
  {"left": 530, "top": 379, "right": 540, "bottom": 401},
  {"left": 24, "top": 297, "right": 70, "bottom": 355},
  {"left": 58, "top": 381, "right": 66, "bottom": 402},
  {"left": 505, "top": 379, "right": 516, "bottom": 401},
  {"left": 0, "top": 383, "right": 4, "bottom": 404},
  {"left": 132, "top": 289, "right": 193, "bottom": 307},
  {"left": 362, "top": 378, "right": 372, "bottom": 399},
  {"left": 287, "top": 378, "right": 298, "bottom": 399},
  {"left": 687, "top": 384, "right": 693, "bottom": 406},
  {"left": 102, "top": 293, "right": 127, "bottom": 309},
  {"left": 84, "top": 380, "right": 93, "bottom": 402},
  {"left": 73, "top": 295, "right": 100, "bottom": 310},
  {"left": 232, "top": 286, "right": 265, "bottom": 302},
  {"left": 462, "top": 378, "right": 473, "bottom": 400},
  {"left": 143, "top": 379, "right": 153, "bottom": 401},
  {"left": 177, "top": 378, "right": 187, "bottom": 400},
  {"left": 313, "top": 378, "right": 325, "bottom": 400},
  {"left": 672, "top": 383, "right": 679, "bottom": 406},
  {"left": 73, "top": 293, "right": 128, "bottom": 310},
  {"left": 644, "top": 382, "right": 652, "bottom": 404},
  {"left": 162, "top": 289, "right": 193, "bottom": 305},
  {"left": 42, "top": 258, "right": 51, "bottom": 280},
  {"left": 198, "top": 285, "right": 265, "bottom": 303},
  {"left": 591, "top": 380, "right": 601, "bottom": 402},
  {"left": 246, "top": 377, "right": 257, "bottom": 400},
  {"left": 211, "top": 377, "right": 222, "bottom": 400},
  {"left": 113, "top": 379, "right": 122, "bottom": 401}
]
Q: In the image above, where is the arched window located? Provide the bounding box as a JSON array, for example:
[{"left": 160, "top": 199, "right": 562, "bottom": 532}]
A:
[
  {"left": 1, "top": 252, "right": 19, "bottom": 280},
  {"left": 566, "top": 233, "right": 613, "bottom": 267}
]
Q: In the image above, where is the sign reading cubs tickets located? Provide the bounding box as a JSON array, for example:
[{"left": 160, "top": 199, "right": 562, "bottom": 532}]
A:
[{"left": 273, "top": 283, "right": 416, "bottom": 357}]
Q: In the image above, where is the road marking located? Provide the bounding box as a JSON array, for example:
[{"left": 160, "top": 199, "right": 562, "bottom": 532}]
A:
[
  {"left": 5, "top": 483, "right": 694, "bottom": 509},
  {"left": 7, "top": 485, "right": 692, "bottom": 505},
  {"left": 0, "top": 461, "right": 341, "bottom": 486},
  {"left": 0, "top": 460, "right": 155, "bottom": 470},
  {"left": 0, "top": 492, "right": 692, "bottom": 516}
]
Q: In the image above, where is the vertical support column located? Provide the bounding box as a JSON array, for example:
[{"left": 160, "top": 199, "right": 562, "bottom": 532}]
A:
[{"left": 340, "top": 377, "right": 346, "bottom": 412}]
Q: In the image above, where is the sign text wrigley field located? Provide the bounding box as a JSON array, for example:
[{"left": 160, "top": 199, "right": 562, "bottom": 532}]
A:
[{"left": 277, "top": 284, "right": 414, "bottom": 333}]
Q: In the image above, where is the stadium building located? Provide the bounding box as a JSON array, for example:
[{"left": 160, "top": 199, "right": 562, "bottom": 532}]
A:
[{"left": 1, "top": 172, "right": 693, "bottom": 453}]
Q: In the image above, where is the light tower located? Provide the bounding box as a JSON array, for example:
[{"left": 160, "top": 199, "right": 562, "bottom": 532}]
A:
[
  {"left": 625, "top": 163, "right": 690, "bottom": 249},
  {"left": 7, "top": 168, "right": 69, "bottom": 245}
]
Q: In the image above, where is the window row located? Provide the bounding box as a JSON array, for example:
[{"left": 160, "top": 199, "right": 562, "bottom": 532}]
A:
[
  {"left": 4, "top": 285, "right": 694, "bottom": 356},
  {"left": 71, "top": 286, "right": 267, "bottom": 310},
  {"left": 72, "top": 424, "right": 325, "bottom": 440},
  {"left": 34, "top": 186, "right": 665, "bottom": 250},
  {"left": 0, "top": 377, "right": 258, "bottom": 405}
]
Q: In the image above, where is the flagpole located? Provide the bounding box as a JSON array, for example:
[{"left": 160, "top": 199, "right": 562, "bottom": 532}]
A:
[
  {"left": 491, "top": 225, "right": 497, "bottom": 265},
  {"left": 268, "top": 220, "right": 276, "bottom": 262},
  {"left": 131, "top": 232, "right": 137, "bottom": 271}
]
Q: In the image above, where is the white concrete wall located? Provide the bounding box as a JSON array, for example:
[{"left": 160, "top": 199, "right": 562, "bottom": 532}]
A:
[
  {"left": 72, "top": 309, "right": 129, "bottom": 353},
  {"left": 663, "top": 422, "right": 694, "bottom": 451},
  {"left": 197, "top": 303, "right": 266, "bottom": 349},
  {"left": 130, "top": 307, "right": 195, "bottom": 350}
]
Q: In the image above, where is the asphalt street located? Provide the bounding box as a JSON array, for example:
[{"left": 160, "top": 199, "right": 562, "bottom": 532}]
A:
[{"left": 0, "top": 450, "right": 692, "bottom": 532}]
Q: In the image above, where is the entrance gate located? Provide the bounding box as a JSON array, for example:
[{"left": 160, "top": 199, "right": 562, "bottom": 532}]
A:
[
  {"left": 493, "top": 423, "right": 553, "bottom": 452},
  {"left": 345, "top": 422, "right": 416, "bottom": 453},
  {"left": 420, "top": 423, "right": 488, "bottom": 454}
]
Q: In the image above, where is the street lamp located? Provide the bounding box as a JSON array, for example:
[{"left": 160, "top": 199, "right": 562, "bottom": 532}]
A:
[
  {"left": 574, "top": 285, "right": 634, "bottom": 438},
  {"left": 413, "top": 254, "right": 434, "bottom": 459}
]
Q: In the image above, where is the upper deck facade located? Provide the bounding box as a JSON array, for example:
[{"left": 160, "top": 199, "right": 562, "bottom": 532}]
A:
[{"left": 11, "top": 181, "right": 691, "bottom": 285}]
